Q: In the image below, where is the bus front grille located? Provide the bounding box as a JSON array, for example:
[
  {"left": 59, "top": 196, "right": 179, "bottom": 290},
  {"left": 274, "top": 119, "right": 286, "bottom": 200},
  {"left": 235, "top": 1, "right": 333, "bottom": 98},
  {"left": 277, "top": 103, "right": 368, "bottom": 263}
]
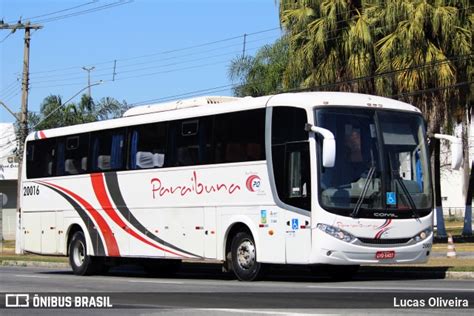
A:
[{"left": 358, "top": 237, "right": 411, "bottom": 245}]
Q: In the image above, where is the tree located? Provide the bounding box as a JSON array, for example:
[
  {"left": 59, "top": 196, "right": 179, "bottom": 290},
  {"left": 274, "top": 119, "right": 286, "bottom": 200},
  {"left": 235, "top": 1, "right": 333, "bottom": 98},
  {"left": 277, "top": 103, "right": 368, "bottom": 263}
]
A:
[
  {"left": 279, "top": 0, "right": 377, "bottom": 92},
  {"left": 228, "top": 36, "right": 290, "bottom": 97},
  {"left": 371, "top": 0, "right": 472, "bottom": 236},
  {"left": 30, "top": 94, "right": 130, "bottom": 131}
]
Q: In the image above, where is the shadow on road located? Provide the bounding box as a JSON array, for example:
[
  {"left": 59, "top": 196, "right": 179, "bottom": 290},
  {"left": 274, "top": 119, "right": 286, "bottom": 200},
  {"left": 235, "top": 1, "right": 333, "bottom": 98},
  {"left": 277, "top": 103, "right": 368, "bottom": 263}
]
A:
[{"left": 37, "top": 262, "right": 451, "bottom": 283}]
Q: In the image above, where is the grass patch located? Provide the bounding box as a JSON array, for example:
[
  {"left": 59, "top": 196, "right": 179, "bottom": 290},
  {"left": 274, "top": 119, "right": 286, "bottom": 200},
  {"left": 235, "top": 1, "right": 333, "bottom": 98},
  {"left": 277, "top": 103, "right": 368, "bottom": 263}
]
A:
[
  {"left": 432, "top": 243, "right": 474, "bottom": 252},
  {"left": 443, "top": 220, "right": 471, "bottom": 236}
]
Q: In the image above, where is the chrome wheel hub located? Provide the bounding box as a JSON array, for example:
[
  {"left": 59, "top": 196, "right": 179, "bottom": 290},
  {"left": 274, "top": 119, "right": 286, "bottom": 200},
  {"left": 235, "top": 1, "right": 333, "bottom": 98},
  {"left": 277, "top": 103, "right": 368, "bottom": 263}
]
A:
[
  {"left": 237, "top": 240, "right": 255, "bottom": 270},
  {"left": 73, "top": 240, "right": 85, "bottom": 267}
]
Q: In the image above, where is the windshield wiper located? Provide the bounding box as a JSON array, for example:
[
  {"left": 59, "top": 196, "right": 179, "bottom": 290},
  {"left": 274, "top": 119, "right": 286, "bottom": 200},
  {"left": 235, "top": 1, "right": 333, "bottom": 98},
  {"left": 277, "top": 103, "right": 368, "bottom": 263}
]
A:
[
  {"left": 351, "top": 166, "right": 376, "bottom": 218},
  {"left": 394, "top": 177, "right": 420, "bottom": 219}
]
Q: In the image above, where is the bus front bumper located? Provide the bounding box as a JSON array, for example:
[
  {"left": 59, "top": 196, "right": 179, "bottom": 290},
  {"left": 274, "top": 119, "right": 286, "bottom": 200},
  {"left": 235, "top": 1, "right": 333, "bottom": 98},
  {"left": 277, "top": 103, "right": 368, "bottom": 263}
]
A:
[{"left": 310, "top": 230, "right": 433, "bottom": 265}]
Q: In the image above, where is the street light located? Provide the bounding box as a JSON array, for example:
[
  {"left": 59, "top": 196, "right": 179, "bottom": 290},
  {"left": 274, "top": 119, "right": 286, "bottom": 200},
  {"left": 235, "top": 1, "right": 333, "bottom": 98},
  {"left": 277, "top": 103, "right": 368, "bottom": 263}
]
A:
[
  {"left": 10, "top": 81, "right": 103, "bottom": 254},
  {"left": 0, "top": 100, "right": 20, "bottom": 121}
]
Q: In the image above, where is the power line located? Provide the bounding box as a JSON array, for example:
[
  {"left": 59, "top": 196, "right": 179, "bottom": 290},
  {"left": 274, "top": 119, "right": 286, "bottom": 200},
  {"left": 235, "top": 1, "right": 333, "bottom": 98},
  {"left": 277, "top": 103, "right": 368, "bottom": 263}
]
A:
[
  {"left": 0, "top": 79, "right": 20, "bottom": 95},
  {"left": 392, "top": 81, "right": 474, "bottom": 98},
  {"left": 288, "top": 54, "right": 473, "bottom": 93},
  {"left": 27, "top": 33, "right": 280, "bottom": 80},
  {"left": 0, "top": 81, "right": 21, "bottom": 98},
  {"left": 25, "top": 27, "right": 281, "bottom": 75},
  {"left": 127, "top": 55, "right": 473, "bottom": 106},
  {"left": 30, "top": 1, "right": 133, "bottom": 24},
  {"left": 2, "top": 88, "right": 22, "bottom": 103},
  {"left": 0, "top": 31, "right": 14, "bottom": 44},
  {"left": 6, "top": 1, "right": 97, "bottom": 24},
  {"left": 128, "top": 84, "right": 235, "bottom": 106},
  {"left": 30, "top": 58, "right": 235, "bottom": 88},
  {"left": 28, "top": 44, "right": 266, "bottom": 85}
]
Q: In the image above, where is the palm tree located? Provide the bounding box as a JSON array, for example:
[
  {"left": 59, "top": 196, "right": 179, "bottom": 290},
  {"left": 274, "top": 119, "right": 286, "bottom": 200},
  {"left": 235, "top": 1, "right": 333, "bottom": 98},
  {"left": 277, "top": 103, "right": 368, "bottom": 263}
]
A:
[
  {"left": 279, "top": 0, "right": 378, "bottom": 92},
  {"left": 372, "top": 0, "right": 472, "bottom": 236},
  {"left": 31, "top": 94, "right": 130, "bottom": 131},
  {"left": 228, "top": 36, "right": 290, "bottom": 97}
]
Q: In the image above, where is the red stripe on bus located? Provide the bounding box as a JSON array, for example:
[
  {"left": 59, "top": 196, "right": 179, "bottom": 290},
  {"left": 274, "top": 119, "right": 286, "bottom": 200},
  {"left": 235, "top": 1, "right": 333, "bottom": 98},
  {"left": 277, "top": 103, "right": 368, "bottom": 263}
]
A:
[
  {"left": 90, "top": 173, "right": 186, "bottom": 258},
  {"left": 40, "top": 180, "right": 120, "bottom": 257}
]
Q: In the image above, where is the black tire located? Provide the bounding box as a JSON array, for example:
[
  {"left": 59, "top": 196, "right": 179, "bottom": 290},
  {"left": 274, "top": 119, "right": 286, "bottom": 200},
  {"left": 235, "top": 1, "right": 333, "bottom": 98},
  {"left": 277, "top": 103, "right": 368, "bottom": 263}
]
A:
[
  {"left": 68, "top": 231, "right": 102, "bottom": 276},
  {"left": 325, "top": 265, "right": 360, "bottom": 281},
  {"left": 143, "top": 259, "right": 182, "bottom": 277},
  {"left": 230, "top": 231, "right": 263, "bottom": 281}
]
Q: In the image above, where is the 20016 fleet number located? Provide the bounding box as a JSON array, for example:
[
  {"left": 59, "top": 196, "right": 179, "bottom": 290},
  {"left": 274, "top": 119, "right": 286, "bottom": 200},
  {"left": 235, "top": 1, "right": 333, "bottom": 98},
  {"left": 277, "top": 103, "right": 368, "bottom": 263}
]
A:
[{"left": 23, "top": 185, "right": 40, "bottom": 196}]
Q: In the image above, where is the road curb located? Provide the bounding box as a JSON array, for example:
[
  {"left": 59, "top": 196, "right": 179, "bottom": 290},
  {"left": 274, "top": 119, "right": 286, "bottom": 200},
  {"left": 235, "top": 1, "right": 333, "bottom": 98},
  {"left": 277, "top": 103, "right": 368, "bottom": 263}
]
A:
[
  {"left": 445, "top": 271, "right": 474, "bottom": 279},
  {"left": 1, "top": 260, "right": 69, "bottom": 269}
]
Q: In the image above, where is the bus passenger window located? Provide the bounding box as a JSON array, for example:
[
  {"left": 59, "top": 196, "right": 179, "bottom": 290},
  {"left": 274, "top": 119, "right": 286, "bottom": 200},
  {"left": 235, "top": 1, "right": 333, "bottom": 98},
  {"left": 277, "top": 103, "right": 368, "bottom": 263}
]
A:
[
  {"left": 214, "top": 109, "right": 265, "bottom": 164},
  {"left": 129, "top": 123, "right": 167, "bottom": 169},
  {"left": 26, "top": 139, "right": 57, "bottom": 179},
  {"left": 91, "top": 129, "right": 125, "bottom": 172},
  {"left": 60, "top": 134, "right": 89, "bottom": 175},
  {"left": 171, "top": 117, "right": 212, "bottom": 166}
]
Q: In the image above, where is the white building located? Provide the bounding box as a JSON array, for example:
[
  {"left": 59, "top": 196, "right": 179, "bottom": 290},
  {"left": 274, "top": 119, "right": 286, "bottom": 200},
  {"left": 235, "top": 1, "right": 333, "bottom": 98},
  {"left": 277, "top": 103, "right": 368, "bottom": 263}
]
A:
[
  {"left": 440, "top": 112, "right": 474, "bottom": 217},
  {"left": 0, "top": 123, "right": 18, "bottom": 240}
]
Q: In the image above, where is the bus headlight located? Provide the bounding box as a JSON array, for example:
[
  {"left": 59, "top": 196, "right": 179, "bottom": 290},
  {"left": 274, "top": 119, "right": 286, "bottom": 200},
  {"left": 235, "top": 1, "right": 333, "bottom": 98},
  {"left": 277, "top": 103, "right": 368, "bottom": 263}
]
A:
[
  {"left": 414, "top": 227, "right": 432, "bottom": 242},
  {"left": 317, "top": 223, "right": 355, "bottom": 243}
]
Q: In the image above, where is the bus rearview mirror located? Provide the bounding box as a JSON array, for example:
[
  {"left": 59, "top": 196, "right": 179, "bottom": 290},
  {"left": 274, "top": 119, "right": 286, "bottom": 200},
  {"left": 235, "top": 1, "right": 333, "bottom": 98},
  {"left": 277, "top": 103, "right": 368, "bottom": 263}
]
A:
[{"left": 305, "top": 124, "right": 336, "bottom": 168}]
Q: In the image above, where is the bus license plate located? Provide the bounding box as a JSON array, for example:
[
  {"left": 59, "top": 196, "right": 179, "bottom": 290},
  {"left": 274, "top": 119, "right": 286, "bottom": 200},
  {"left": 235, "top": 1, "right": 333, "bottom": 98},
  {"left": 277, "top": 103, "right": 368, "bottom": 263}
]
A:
[{"left": 375, "top": 251, "right": 395, "bottom": 259}]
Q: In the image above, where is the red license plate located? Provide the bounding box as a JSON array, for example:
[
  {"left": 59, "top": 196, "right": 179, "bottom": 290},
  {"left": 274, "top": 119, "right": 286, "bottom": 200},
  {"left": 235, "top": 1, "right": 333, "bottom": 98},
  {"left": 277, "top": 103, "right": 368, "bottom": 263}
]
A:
[{"left": 375, "top": 251, "right": 395, "bottom": 259}]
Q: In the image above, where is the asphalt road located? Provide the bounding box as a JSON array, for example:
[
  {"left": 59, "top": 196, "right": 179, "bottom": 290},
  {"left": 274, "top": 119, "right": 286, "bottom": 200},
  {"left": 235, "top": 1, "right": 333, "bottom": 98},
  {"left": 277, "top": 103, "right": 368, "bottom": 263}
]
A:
[{"left": 1, "top": 264, "right": 473, "bottom": 315}]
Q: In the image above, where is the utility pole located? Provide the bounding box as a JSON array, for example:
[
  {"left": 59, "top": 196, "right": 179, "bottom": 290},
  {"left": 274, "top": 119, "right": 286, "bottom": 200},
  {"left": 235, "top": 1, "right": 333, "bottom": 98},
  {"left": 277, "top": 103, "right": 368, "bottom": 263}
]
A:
[
  {"left": 242, "top": 33, "right": 247, "bottom": 59},
  {"left": 82, "top": 66, "right": 95, "bottom": 97},
  {"left": 0, "top": 20, "right": 42, "bottom": 254}
]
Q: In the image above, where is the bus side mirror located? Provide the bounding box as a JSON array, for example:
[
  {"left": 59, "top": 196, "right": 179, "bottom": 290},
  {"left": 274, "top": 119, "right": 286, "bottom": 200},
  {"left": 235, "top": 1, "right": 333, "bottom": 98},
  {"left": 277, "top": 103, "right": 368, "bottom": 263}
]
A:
[
  {"left": 305, "top": 124, "right": 336, "bottom": 168},
  {"left": 434, "top": 134, "right": 462, "bottom": 170}
]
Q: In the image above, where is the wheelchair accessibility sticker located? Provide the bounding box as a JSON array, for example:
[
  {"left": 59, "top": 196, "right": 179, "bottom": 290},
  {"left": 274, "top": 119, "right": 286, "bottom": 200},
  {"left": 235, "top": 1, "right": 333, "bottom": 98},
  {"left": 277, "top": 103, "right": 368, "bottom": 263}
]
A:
[
  {"left": 386, "top": 192, "right": 397, "bottom": 205},
  {"left": 291, "top": 218, "right": 299, "bottom": 230}
]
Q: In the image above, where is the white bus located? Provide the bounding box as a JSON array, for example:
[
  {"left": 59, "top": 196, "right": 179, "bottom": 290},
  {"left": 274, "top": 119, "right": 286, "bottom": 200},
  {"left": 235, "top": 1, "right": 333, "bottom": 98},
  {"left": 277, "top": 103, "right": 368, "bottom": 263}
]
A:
[{"left": 19, "top": 92, "right": 461, "bottom": 281}]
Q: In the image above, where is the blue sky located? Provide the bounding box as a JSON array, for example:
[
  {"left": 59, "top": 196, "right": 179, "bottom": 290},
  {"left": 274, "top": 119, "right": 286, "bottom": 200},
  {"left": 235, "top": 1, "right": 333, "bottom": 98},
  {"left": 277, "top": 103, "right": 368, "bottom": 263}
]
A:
[{"left": 0, "top": 0, "right": 281, "bottom": 123}]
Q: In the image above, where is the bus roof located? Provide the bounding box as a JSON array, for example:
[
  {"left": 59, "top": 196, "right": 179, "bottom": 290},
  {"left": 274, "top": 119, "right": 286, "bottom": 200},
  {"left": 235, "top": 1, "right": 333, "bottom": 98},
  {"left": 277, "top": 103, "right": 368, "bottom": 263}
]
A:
[{"left": 26, "top": 92, "right": 420, "bottom": 141}]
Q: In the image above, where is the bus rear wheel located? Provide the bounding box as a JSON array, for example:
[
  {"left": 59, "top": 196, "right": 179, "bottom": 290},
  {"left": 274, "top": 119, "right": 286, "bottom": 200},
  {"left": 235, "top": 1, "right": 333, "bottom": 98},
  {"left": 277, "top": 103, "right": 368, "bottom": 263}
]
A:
[
  {"left": 230, "top": 231, "right": 263, "bottom": 281},
  {"left": 69, "top": 231, "right": 102, "bottom": 276}
]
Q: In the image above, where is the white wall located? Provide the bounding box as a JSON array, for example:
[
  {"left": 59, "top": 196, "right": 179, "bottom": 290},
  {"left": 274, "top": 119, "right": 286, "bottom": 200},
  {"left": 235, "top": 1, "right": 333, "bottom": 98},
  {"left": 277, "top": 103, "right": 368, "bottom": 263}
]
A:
[{"left": 440, "top": 112, "right": 474, "bottom": 215}]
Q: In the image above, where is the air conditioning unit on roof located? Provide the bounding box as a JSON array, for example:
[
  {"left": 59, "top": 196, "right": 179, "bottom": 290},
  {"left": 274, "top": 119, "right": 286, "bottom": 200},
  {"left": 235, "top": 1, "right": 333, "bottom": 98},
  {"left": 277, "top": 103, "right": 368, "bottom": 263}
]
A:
[{"left": 123, "top": 96, "right": 241, "bottom": 117}]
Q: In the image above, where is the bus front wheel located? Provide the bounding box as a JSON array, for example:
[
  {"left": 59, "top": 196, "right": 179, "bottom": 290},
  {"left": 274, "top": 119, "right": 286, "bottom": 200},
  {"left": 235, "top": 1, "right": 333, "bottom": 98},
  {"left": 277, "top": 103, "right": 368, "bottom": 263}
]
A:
[
  {"left": 230, "top": 231, "right": 263, "bottom": 281},
  {"left": 69, "top": 231, "right": 102, "bottom": 276}
]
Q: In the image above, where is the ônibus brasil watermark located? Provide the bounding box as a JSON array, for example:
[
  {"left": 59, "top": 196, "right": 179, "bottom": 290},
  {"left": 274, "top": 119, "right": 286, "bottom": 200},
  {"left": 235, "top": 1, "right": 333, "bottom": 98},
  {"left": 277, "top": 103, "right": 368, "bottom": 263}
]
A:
[{"left": 4, "top": 294, "right": 112, "bottom": 308}]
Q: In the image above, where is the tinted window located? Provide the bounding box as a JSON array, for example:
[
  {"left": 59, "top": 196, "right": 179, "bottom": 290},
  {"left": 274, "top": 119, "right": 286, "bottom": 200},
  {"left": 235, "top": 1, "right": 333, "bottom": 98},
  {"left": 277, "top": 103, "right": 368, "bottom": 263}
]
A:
[
  {"left": 26, "top": 139, "right": 56, "bottom": 179},
  {"left": 271, "top": 107, "right": 310, "bottom": 211},
  {"left": 169, "top": 117, "right": 213, "bottom": 166},
  {"left": 130, "top": 123, "right": 167, "bottom": 169},
  {"left": 90, "top": 129, "right": 125, "bottom": 172},
  {"left": 214, "top": 109, "right": 265, "bottom": 163},
  {"left": 56, "top": 134, "right": 90, "bottom": 176}
]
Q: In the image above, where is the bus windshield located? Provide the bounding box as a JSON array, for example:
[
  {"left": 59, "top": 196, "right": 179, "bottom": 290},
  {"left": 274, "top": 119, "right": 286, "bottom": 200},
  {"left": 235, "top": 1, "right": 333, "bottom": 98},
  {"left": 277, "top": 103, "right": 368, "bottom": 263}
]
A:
[{"left": 316, "top": 107, "right": 432, "bottom": 219}]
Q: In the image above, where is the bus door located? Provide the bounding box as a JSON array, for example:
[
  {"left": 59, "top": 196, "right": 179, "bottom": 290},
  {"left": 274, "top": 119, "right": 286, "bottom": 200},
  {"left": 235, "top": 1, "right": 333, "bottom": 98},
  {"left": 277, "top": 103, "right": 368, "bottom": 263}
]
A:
[{"left": 283, "top": 143, "right": 312, "bottom": 263}]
